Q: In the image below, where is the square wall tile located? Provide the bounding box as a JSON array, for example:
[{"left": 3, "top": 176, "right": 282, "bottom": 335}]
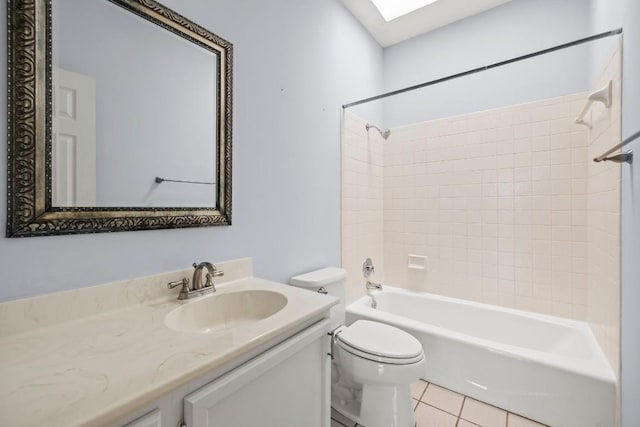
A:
[
  {"left": 411, "top": 380, "right": 428, "bottom": 400},
  {"left": 507, "top": 413, "right": 548, "bottom": 427},
  {"left": 421, "top": 384, "right": 464, "bottom": 416},
  {"left": 414, "top": 403, "right": 457, "bottom": 427},
  {"left": 460, "top": 398, "right": 507, "bottom": 427}
]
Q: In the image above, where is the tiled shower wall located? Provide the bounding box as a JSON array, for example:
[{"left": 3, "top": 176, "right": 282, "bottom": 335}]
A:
[
  {"left": 342, "top": 112, "right": 384, "bottom": 304},
  {"left": 586, "top": 47, "right": 621, "bottom": 379},
  {"left": 343, "top": 87, "right": 619, "bottom": 319},
  {"left": 342, "top": 50, "right": 622, "bottom": 383},
  {"left": 380, "top": 92, "right": 593, "bottom": 320}
]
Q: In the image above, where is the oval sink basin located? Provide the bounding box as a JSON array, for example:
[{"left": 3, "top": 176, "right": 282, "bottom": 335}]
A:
[{"left": 165, "top": 290, "right": 288, "bottom": 333}]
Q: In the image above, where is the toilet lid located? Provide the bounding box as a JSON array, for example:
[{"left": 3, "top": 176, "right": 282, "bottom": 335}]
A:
[{"left": 337, "top": 320, "right": 423, "bottom": 362}]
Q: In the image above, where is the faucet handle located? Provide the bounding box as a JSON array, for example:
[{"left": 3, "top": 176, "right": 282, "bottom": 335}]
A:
[
  {"left": 168, "top": 277, "right": 189, "bottom": 289},
  {"left": 204, "top": 273, "right": 213, "bottom": 288},
  {"left": 203, "top": 267, "right": 224, "bottom": 289},
  {"left": 167, "top": 278, "right": 191, "bottom": 300},
  {"left": 211, "top": 265, "right": 224, "bottom": 277},
  {"left": 362, "top": 258, "right": 375, "bottom": 278}
]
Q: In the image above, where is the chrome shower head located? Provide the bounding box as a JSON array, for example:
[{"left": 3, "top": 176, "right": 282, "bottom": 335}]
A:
[{"left": 365, "top": 123, "right": 391, "bottom": 140}]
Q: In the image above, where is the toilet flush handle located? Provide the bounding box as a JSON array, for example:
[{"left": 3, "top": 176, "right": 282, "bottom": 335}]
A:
[{"left": 317, "top": 287, "right": 328, "bottom": 294}]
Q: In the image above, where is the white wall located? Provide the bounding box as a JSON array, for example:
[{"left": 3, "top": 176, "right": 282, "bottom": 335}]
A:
[
  {"left": 0, "top": 0, "right": 383, "bottom": 301},
  {"left": 381, "top": 0, "right": 592, "bottom": 128},
  {"left": 589, "top": 1, "right": 640, "bottom": 426}
]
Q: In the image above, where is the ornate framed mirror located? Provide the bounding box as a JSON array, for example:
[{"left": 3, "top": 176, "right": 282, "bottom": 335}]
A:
[{"left": 7, "top": 0, "right": 232, "bottom": 237}]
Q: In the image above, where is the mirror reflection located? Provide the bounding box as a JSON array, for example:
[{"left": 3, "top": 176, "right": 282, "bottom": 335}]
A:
[{"left": 52, "top": 0, "right": 218, "bottom": 208}]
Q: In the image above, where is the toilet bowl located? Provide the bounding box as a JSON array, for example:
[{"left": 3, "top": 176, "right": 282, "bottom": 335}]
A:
[
  {"left": 290, "top": 268, "right": 426, "bottom": 427},
  {"left": 334, "top": 320, "right": 426, "bottom": 427}
]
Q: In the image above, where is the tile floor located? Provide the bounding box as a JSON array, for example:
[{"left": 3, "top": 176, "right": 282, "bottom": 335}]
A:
[{"left": 330, "top": 380, "right": 549, "bottom": 427}]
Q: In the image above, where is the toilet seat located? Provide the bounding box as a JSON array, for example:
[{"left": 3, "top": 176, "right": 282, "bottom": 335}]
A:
[{"left": 336, "top": 320, "right": 424, "bottom": 365}]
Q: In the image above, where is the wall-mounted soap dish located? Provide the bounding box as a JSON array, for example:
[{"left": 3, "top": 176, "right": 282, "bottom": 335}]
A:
[{"left": 408, "top": 254, "right": 428, "bottom": 270}]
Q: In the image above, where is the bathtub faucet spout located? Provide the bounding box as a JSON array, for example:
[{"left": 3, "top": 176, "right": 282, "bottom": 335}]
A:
[
  {"left": 366, "top": 281, "right": 383, "bottom": 291},
  {"left": 366, "top": 281, "right": 382, "bottom": 309}
]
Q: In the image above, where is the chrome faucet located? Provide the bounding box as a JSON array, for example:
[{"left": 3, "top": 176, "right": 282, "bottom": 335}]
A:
[
  {"left": 363, "top": 258, "right": 382, "bottom": 308},
  {"left": 366, "top": 281, "right": 383, "bottom": 291},
  {"left": 167, "top": 262, "right": 224, "bottom": 300},
  {"left": 192, "top": 261, "right": 224, "bottom": 291}
]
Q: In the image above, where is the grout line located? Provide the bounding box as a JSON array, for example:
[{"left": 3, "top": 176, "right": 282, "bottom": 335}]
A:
[
  {"left": 507, "top": 411, "right": 550, "bottom": 427},
  {"left": 421, "top": 400, "right": 463, "bottom": 419},
  {"left": 421, "top": 402, "right": 462, "bottom": 420},
  {"left": 417, "top": 381, "right": 429, "bottom": 401},
  {"left": 459, "top": 396, "right": 467, "bottom": 418}
]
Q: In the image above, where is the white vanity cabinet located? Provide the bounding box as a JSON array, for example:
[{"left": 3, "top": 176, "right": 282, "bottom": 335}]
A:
[
  {"left": 185, "top": 319, "right": 332, "bottom": 427},
  {"left": 115, "top": 318, "right": 332, "bottom": 427}
]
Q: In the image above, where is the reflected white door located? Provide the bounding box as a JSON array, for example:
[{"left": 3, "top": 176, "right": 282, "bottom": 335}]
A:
[{"left": 52, "top": 67, "right": 97, "bottom": 206}]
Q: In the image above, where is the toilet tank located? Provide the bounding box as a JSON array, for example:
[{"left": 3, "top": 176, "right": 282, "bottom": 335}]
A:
[{"left": 290, "top": 267, "right": 346, "bottom": 330}]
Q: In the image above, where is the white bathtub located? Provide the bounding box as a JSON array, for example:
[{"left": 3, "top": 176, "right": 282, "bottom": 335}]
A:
[{"left": 346, "top": 287, "right": 616, "bottom": 427}]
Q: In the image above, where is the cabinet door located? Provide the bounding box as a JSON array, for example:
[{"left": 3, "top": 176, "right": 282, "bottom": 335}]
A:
[
  {"left": 123, "top": 409, "right": 161, "bottom": 427},
  {"left": 185, "top": 319, "right": 331, "bottom": 427}
]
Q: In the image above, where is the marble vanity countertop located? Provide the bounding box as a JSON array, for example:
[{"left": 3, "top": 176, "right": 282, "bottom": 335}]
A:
[{"left": 0, "top": 263, "right": 337, "bottom": 427}]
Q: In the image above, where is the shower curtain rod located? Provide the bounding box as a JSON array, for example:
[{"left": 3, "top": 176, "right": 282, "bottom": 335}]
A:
[
  {"left": 594, "top": 129, "right": 639, "bottom": 163},
  {"left": 342, "top": 28, "right": 623, "bottom": 109}
]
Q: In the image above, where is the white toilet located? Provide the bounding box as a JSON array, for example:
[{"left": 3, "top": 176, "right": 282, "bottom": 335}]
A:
[{"left": 290, "top": 267, "right": 425, "bottom": 427}]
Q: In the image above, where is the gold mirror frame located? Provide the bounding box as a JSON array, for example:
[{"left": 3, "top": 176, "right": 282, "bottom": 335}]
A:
[{"left": 6, "top": 0, "right": 233, "bottom": 237}]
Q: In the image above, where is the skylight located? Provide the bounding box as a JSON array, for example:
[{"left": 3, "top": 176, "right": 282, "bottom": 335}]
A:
[{"left": 371, "top": 0, "right": 439, "bottom": 22}]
